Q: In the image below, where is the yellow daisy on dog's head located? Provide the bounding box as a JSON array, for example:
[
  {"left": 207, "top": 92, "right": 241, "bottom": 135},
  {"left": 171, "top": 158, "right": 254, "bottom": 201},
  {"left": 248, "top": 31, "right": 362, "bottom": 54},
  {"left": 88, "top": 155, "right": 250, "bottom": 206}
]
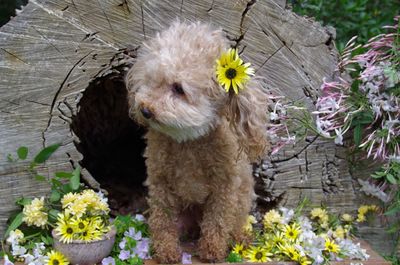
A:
[{"left": 216, "top": 48, "right": 254, "bottom": 94}]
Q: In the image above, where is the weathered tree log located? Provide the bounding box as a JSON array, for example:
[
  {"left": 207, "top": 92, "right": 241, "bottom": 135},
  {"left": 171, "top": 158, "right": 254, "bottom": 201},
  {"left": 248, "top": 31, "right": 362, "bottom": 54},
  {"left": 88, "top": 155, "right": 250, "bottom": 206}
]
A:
[{"left": 0, "top": 0, "right": 394, "bottom": 254}]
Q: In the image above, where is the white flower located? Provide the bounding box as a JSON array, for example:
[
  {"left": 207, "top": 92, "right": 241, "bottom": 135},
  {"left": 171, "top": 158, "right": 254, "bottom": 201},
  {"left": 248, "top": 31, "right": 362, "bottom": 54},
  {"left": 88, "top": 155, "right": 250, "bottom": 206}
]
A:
[
  {"left": 102, "top": 257, "right": 116, "bottom": 265},
  {"left": 22, "top": 253, "right": 35, "bottom": 264},
  {"left": 4, "top": 255, "right": 14, "bottom": 265},
  {"left": 134, "top": 214, "right": 145, "bottom": 222},
  {"left": 6, "top": 229, "right": 24, "bottom": 245},
  {"left": 11, "top": 245, "right": 27, "bottom": 256},
  {"left": 334, "top": 128, "right": 344, "bottom": 145},
  {"left": 338, "top": 239, "right": 369, "bottom": 260},
  {"left": 279, "top": 207, "right": 294, "bottom": 224},
  {"left": 32, "top": 243, "right": 46, "bottom": 258},
  {"left": 358, "top": 179, "right": 390, "bottom": 203},
  {"left": 181, "top": 252, "right": 192, "bottom": 264}
]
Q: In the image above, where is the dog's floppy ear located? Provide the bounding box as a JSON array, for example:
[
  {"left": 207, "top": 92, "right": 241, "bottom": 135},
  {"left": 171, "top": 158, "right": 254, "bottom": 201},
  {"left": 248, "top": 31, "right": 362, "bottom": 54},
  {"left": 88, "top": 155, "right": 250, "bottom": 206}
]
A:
[{"left": 225, "top": 79, "right": 270, "bottom": 162}]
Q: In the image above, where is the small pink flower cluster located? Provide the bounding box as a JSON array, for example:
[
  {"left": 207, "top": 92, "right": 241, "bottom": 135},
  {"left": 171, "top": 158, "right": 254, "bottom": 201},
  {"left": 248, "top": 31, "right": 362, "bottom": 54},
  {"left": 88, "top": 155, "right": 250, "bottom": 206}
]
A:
[{"left": 314, "top": 16, "right": 400, "bottom": 161}]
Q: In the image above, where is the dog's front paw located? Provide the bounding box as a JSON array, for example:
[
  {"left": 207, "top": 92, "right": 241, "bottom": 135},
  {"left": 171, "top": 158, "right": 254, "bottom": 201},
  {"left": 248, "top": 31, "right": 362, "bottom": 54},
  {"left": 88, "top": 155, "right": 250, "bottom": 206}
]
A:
[
  {"left": 153, "top": 241, "right": 181, "bottom": 264},
  {"left": 155, "top": 246, "right": 182, "bottom": 264},
  {"left": 198, "top": 235, "right": 228, "bottom": 262}
]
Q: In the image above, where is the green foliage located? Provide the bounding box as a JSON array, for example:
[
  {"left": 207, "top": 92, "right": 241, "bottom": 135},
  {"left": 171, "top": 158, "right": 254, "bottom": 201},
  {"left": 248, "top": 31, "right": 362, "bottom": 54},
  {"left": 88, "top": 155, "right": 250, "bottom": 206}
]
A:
[
  {"left": 385, "top": 254, "right": 400, "bottom": 265},
  {"left": 226, "top": 252, "right": 243, "bottom": 263},
  {"left": 289, "top": 0, "right": 400, "bottom": 50},
  {"left": 4, "top": 144, "right": 83, "bottom": 251},
  {"left": 110, "top": 215, "right": 149, "bottom": 265}
]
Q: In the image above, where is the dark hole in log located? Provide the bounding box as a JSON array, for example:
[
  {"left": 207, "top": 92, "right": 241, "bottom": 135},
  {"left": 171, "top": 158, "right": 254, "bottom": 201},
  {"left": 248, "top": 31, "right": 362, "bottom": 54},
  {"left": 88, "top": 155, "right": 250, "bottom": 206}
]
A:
[{"left": 71, "top": 72, "right": 148, "bottom": 215}]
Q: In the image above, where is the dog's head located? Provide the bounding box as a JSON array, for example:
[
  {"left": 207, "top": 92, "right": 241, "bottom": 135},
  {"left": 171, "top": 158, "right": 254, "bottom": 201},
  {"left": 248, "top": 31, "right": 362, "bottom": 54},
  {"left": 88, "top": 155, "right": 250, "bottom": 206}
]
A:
[{"left": 126, "top": 21, "right": 269, "bottom": 161}]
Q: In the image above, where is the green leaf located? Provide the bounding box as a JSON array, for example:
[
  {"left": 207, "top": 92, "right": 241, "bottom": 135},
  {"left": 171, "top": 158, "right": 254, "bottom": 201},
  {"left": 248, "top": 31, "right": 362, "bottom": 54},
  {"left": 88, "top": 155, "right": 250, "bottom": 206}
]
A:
[
  {"left": 17, "top": 146, "right": 28, "bottom": 160},
  {"left": 16, "top": 197, "right": 32, "bottom": 206},
  {"left": 51, "top": 178, "right": 62, "bottom": 188},
  {"left": 69, "top": 166, "right": 81, "bottom": 191},
  {"left": 384, "top": 204, "right": 400, "bottom": 216},
  {"left": 40, "top": 234, "right": 53, "bottom": 245},
  {"left": 55, "top": 172, "right": 73, "bottom": 179},
  {"left": 61, "top": 184, "right": 72, "bottom": 194},
  {"left": 7, "top": 154, "right": 15, "bottom": 162},
  {"left": 354, "top": 124, "right": 362, "bottom": 146},
  {"left": 34, "top": 143, "right": 61, "bottom": 164},
  {"left": 4, "top": 212, "right": 24, "bottom": 238},
  {"left": 35, "top": 175, "right": 46, "bottom": 181},
  {"left": 50, "top": 190, "right": 61, "bottom": 203},
  {"left": 48, "top": 209, "right": 60, "bottom": 223},
  {"left": 386, "top": 173, "right": 397, "bottom": 184}
]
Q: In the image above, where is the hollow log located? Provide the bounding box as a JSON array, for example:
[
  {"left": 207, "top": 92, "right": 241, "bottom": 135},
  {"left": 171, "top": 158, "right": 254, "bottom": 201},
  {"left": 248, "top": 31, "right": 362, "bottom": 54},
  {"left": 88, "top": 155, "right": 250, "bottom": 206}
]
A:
[{"left": 0, "top": 0, "right": 394, "bottom": 254}]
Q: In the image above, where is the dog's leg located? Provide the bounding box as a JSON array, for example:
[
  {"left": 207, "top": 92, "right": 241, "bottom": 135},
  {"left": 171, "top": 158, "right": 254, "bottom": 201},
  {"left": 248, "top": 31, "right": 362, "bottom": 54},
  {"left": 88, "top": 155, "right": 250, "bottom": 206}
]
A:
[
  {"left": 198, "top": 186, "right": 238, "bottom": 262},
  {"left": 147, "top": 184, "right": 181, "bottom": 264}
]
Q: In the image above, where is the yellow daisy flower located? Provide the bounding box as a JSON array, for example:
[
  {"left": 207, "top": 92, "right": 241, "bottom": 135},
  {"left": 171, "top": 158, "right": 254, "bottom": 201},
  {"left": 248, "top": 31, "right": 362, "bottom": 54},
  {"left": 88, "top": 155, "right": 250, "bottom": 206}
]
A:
[
  {"left": 77, "top": 226, "right": 99, "bottom": 242},
  {"left": 271, "top": 232, "right": 285, "bottom": 247},
  {"left": 325, "top": 238, "right": 340, "bottom": 253},
  {"left": 278, "top": 244, "right": 300, "bottom": 261},
  {"left": 70, "top": 217, "right": 89, "bottom": 233},
  {"left": 232, "top": 243, "right": 246, "bottom": 257},
  {"left": 245, "top": 246, "right": 272, "bottom": 262},
  {"left": 283, "top": 223, "right": 301, "bottom": 242},
  {"left": 298, "top": 256, "right": 312, "bottom": 265},
  {"left": 55, "top": 221, "right": 76, "bottom": 243},
  {"left": 216, "top": 48, "right": 254, "bottom": 94},
  {"left": 46, "top": 250, "right": 69, "bottom": 265}
]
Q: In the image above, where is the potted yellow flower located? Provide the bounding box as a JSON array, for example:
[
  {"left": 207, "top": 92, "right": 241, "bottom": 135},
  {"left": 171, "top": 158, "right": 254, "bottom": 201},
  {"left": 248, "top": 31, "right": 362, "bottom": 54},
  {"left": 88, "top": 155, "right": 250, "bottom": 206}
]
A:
[{"left": 51, "top": 190, "right": 116, "bottom": 265}]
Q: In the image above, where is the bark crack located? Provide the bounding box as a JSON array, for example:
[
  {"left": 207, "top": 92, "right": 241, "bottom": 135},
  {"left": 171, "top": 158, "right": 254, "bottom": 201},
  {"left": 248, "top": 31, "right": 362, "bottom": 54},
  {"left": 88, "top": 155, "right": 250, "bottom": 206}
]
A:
[
  {"left": 255, "top": 44, "right": 284, "bottom": 73},
  {"left": 42, "top": 52, "right": 92, "bottom": 148},
  {"left": 140, "top": 2, "right": 146, "bottom": 40},
  {"left": 271, "top": 135, "right": 319, "bottom": 163}
]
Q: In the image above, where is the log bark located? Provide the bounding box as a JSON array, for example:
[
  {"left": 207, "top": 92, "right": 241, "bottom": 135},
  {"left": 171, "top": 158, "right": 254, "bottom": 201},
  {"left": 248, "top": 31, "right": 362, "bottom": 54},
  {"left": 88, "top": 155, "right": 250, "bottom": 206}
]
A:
[{"left": 0, "top": 0, "right": 394, "bottom": 254}]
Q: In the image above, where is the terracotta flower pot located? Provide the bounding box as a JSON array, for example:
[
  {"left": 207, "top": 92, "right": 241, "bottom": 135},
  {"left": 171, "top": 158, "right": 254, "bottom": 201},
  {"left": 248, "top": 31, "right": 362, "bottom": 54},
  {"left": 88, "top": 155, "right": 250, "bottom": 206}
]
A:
[{"left": 52, "top": 226, "right": 116, "bottom": 265}]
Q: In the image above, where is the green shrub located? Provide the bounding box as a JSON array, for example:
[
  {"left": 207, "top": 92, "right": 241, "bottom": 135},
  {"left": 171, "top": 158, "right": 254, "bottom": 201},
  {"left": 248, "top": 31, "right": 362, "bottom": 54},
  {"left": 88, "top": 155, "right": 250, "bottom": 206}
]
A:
[{"left": 290, "top": 0, "right": 400, "bottom": 50}]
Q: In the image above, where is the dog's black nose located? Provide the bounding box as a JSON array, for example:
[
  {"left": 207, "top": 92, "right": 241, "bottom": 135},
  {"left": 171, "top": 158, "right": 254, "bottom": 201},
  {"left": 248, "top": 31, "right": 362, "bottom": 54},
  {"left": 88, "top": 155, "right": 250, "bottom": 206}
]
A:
[{"left": 140, "top": 107, "right": 153, "bottom": 119}]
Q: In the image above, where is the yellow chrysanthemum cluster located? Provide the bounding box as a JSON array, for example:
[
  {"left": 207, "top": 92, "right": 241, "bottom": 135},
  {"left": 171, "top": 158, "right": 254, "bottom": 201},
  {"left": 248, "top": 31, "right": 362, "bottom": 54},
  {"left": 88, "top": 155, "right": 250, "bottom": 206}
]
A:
[
  {"left": 243, "top": 215, "right": 257, "bottom": 233},
  {"left": 61, "top": 190, "right": 110, "bottom": 218},
  {"left": 22, "top": 197, "right": 48, "bottom": 228},
  {"left": 356, "top": 205, "right": 379, "bottom": 222},
  {"left": 54, "top": 190, "right": 111, "bottom": 243},
  {"left": 263, "top": 209, "right": 282, "bottom": 229},
  {"left": 310, "top": 207, "right": 329, "bottom": 229}
]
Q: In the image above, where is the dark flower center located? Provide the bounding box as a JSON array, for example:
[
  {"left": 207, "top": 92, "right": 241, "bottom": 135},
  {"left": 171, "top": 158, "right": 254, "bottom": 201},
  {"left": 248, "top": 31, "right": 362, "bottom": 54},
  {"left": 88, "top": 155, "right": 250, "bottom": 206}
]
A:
[
  {"left": 225, "top": 68, "right": 237, "bottom": 79},
  {"left": 53, "top": 260, "right": 60, "bottom": 265},
  {"left": 66, "top": 227, "right": 73, "bottom": 234},
  {"left": 255, "top": 252, "right": 263, "bottom": 260},
  {"left": 79, "top": 222, "right": 85, "bottom": 229},
  {"left": 289, "top": 231, "right": 294, "bottom": 237}
]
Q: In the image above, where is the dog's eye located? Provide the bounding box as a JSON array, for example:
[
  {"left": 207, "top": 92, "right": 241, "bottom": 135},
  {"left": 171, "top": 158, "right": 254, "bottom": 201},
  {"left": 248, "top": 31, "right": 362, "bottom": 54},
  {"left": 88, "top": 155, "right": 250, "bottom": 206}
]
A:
[{"left": 171, "top": 82, "right": 184, "bottom": 95}]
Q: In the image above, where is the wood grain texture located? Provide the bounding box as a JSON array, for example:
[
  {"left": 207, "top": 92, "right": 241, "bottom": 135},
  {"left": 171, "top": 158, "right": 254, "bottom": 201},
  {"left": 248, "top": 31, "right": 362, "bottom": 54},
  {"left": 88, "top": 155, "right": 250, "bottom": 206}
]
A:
[{"left": 0, "top": 0, "right": 394, "bottom": 254}]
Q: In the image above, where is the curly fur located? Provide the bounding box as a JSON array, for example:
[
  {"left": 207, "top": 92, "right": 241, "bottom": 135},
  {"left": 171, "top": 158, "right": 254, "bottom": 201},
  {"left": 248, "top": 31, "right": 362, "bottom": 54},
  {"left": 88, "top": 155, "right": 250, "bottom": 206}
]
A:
[{"left": 125, "top": 21, "right": 270, "bottom": 263}]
